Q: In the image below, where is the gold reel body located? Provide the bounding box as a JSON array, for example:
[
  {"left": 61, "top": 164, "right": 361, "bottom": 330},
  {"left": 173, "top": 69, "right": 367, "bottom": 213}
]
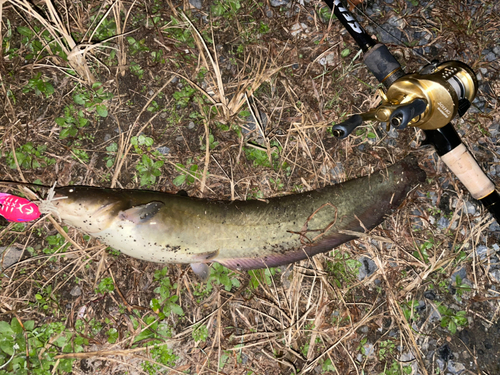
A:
[{"left": 384, "top": 61, "right": 478, "bottom": 130}]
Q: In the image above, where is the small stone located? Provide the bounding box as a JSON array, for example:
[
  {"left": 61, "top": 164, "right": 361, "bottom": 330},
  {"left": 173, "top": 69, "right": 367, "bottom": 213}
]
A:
[
  {"left": 358, "top": 256, "right": 377, "bottom": 280},
  {"left": 493, "top": 46, "right": 500, "bottom": 55},
  {"left": 387, "top": 16, "right": 405, "bottom": 28},
  {"left": 188, "top": 121, "right": 196, "bottom": 130},
  {"left": 416, "top": 300, "right": 426, "bottom": 314},
  {"left": 436, "top": 358, "right": 445, "bottom": 372},
  {"left": 475, "top": 245, "right": 489, "bottom": 260},
  {"left": 387, "top": 127, "right": 399, "bottom": 139},
  {"left": 489, "top": 221, "right": 500, "bottom": 232},
  {"left": 189, "top": 0, "right": 203, "bottom": 9},
  {"left": 362, "top": 343, "right": 375, "bottom": 357},
  {"left": 0, "top": 246, "right": 24, "bottom": 270},
  {"left": 270, "top": 0, "right": 290, "bottom": 6},
  {"left": 447, "top": 360, "right": 465, "bottom": 374},
  {"left": 378, "top": 25, "right": 402, "bottom": 44},
  {"left": 244, "top": 111, "right": 267, "bottom": 143},
  {"left": 437, "top": 216, "right": 450, "bottom": 230},
  {"left": 451, "top": 267, "right": 467, "bottom": 283},
  {"left": 438, "top": 343, "right": 453, "bottom": 362},
  {"left": 156, "top": 146, "right": 170, "bottom": 155},
  {"left": 458, "top": 329, "right": 470, "bottom": 346},
  {"left": 424, "top": 290, "right": 437, "bottom": 300},
  {"left": 70, "top": 286, "right": 82, "bottom": 297},
  {"left": 359, "top": 325, "right": 369, "bottom": 334},
  {"left": 290, "top": 22, "right": 309, "bottom": 37},
  {"left": 319, "top": 53, "right": 336, "bottom": 66},
  {"left": 484, "top": 51, "right": 496, "bottom": 62},
  {"left": 175, "top": 136, "right": 184, "bottom": 142},
  {"left": 490, "top": 270, "right": 500, "bottom": 283},
  {"left": 428, "top": 307, "right": 441, "bottom": 323},
  {"left": 330, "top": 163, "right": 344, "bottom": 183},
  {"left": 463, "top": 201, "right": 476, "bottom": 215},
  {"left": 365, "top": 4, "right": 382, "bottom": 17}
]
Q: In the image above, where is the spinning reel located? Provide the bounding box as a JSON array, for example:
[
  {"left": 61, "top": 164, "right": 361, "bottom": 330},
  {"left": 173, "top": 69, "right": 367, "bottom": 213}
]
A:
[{"left": 332, "top": 60, "right": 478, "bottom": 138}]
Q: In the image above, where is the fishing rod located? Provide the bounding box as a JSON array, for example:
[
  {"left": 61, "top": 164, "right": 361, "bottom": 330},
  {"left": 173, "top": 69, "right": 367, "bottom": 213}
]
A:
[{"left": 322, "top": 0, "right": 500, "bottom": 224}]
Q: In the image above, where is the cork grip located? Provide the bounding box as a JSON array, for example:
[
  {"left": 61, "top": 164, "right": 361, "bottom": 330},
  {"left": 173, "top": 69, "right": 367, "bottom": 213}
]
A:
[{"left": 441, "top": 143, "right": 495, "bottom": 199}]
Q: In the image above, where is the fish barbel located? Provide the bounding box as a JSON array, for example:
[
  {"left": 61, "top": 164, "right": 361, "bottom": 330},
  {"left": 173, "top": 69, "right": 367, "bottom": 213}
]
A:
[{"left": 44, "top": 155, "right": 425, "bottom": 278}]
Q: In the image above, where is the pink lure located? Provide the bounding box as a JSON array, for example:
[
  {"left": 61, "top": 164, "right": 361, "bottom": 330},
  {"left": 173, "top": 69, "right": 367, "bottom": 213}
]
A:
[{"left": 0, "top": 193, "right": 41, "bottom": 222}]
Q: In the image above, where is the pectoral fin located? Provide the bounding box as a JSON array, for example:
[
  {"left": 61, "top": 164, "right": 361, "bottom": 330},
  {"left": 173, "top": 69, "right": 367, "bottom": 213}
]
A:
[
  {"left": 190, "top": 263, "right": 210, "bottom": 281},
  {"left": 119, "top": 202, "right": 164, "bottom": 224}
]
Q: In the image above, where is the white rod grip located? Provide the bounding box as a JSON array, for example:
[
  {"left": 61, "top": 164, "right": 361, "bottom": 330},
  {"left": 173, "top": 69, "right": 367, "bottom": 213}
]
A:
[{"left": 441, "top": 143, "right": 495, "bottom": 200}]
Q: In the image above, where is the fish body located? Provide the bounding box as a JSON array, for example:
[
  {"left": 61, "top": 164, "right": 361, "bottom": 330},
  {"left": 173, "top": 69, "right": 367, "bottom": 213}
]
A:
[
  {"left": 0, "top": 193, "right": 41, "bottom": 222},
  {"left": 49, "top": 156, "right": 425, "bottom": 275}
]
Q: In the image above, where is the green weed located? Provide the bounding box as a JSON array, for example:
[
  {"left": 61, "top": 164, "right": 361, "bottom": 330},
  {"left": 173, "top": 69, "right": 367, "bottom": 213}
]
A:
[
  {"left": 32, "top": 285, "right": 59, "bottom": 313},
  {"left": 95, "top": 277, "right": 115, "bottom": 294},
  {"left": 151, "top": 267, "right": 184, "bottom": 318},
  {"left": 106, "top": 328, "right": 119, "bottom": 344},
  {"left": 71, "top": 142, "right": 90, "bottom": 164},
  {"left": 378, "top": 340, "right": 395, "bottom": 361},
  {"left": 355, "top": 127, "right": 377, "bottom": 140},
  {"left": 192, "top": 323, "right": 208, "bottom": 343},
  {"left": 127, "top": 37, "right": 150, "bottom": 55},
  {"left": 43, "top": 230, "right": 70, "bottom": 259},
  {"left": 6, "top": 143, "right": 55, "bottom": 170},
  {"left": 130, "top": 62, "right": 144, "bottom": 78},
  {"left": 104, "top": 142, "right": 118, "bottom": 168},
  {"left": 453, "top": 275, "right": 471, "bottom": 299},
  {"left": 413, "top": 238, "right": 434, "bottom": 264},
  {"left": 325, "top": 250, "right": 361, "bottom": 288},
  {"left": 200, "top": 133, "right": 219, "bottom": 150},
  {"left": 401, "top": 300, "right": 421, "bottom": 322},
  {"left": 131, "top": 135, "right": 165, "bottom": 186},
  {"left": 163, "top": 16, "right": 195, "bottom": 48},
  {"left": 16, "top": 25, "right": 67, "bottom": 61},
  {"left": 0, "top": 319, "right": 86, "bottom": 375},
  {"left": 142, "top": 343, "right": 178, "bottom": 374},
  {"left": 248, "top": 267, "right": 279, "bottom": 289},
  {"left": 436, "top": 303, "right": 468, "bottom": 334},
  {"left": 173, "top": 158, "right": 201, "bottom": 186},
  {"left": 207, "top": 263, "right": 241, "bottom": 292},
  {"left": 380, "top": 360, "right": 413, "bottom": 375},
  {"left": 173, "top": 84, "right": 196, "bottom": 108},
  {"left": 321, "top": 358, "right": 336, "bottom": 372},
  {"left": 136, "top": 155, "right": 164, "bottom": 186},
  {"left": 244, "top": 140, "right": 286, "bottom": 170},
  {"left": 22, "top": 73, "right": 54, "bottom": 98},
  {"left": 55, "top": 105, "right": 89, "bottom": 139},
  {"left": 212, "top": 0, "right": 241, "bottom": 17}
]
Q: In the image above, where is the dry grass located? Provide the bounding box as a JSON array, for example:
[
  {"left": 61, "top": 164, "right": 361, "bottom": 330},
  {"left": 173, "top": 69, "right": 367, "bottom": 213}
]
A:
[{"left": 1, "top": 0, "right": 500, "bottom": 374}]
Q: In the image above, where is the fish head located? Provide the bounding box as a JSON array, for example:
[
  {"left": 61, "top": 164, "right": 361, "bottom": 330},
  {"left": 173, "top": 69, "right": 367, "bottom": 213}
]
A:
[{"left": 52, "top": 187, "right": 127, "bottom": 233}]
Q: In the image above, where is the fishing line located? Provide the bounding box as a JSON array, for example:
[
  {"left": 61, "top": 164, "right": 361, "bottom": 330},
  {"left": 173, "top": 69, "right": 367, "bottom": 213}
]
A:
[{"left": 346, "top": 2, "right": 432, "bottom": 64}]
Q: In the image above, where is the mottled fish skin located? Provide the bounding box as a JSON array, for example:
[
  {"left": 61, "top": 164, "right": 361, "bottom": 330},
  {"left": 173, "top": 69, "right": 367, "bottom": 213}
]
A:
[{"left": 51, "top": 156, "right": 425, "bottom": 271}]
